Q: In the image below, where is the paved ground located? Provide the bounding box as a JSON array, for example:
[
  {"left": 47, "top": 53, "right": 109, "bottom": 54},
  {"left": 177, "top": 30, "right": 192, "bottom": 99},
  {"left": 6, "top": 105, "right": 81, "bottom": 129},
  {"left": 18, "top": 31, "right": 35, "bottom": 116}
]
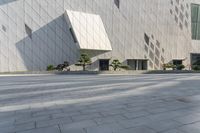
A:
[{"left": 1, "top": 74, "right": 200, "bottom": 133}]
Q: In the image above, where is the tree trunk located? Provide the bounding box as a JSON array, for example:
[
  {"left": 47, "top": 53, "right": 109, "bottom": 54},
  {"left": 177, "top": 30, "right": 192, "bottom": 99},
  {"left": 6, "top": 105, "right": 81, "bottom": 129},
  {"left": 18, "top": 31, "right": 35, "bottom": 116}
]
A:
[{"left": 83, "top": 64, "right": 86, "bottom": 71}]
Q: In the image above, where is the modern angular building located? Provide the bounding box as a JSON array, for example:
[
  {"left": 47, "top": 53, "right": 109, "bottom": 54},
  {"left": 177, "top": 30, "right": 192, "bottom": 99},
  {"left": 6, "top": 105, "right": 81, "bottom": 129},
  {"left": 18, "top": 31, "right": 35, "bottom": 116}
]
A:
[{"left": 0, "top": 0, "right": 200, "bottom": 72}]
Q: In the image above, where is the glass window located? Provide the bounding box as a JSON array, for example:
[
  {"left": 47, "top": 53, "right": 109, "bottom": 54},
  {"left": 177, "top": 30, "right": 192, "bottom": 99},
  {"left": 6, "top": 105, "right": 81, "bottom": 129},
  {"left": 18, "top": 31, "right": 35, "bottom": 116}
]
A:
[
  {"left": 192, "top": 23, "right": 197, "bottom": 39},
  {"left": 144, "top": 33, "right": 150, "bottom": 45},
  {"left": 2, "top": 25, "right": 6, "bottom": 32},
  {"left": 114, "top": 0, "right": 120, "bottom": 9},
  {"left": 25, "top": 24, "right": 32, "bottom": 39},
  {"left": 191, "top": 4, "right": 200, "bottom": 40},
  {"left": 196, "top": 23, "right": 200, "bottom": 39},
  {"left": 69, "top": 28, "right": 77, "bottom": 43},
  {"left": 198, "top": 7, "right": 200, "bottom": 22},
  {"left": 191, "top": 54, "right": 200, "bottom": 68},
  {"left": 191, "top": 5, "right": 198, "bottom": 22}
]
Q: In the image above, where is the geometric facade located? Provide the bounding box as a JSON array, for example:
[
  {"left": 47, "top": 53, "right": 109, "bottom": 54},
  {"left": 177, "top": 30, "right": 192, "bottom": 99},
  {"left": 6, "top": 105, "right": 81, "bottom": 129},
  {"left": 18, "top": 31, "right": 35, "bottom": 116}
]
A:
[{"left": 0, "top": 0, "right": 200, "bottom": 72}]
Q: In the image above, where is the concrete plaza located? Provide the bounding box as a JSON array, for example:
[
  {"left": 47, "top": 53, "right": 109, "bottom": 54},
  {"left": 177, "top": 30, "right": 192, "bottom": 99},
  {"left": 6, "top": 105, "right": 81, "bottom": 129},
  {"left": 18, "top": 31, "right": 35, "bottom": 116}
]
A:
[{"left": 0, "top": 74, "right": 200, "bottom": 133}]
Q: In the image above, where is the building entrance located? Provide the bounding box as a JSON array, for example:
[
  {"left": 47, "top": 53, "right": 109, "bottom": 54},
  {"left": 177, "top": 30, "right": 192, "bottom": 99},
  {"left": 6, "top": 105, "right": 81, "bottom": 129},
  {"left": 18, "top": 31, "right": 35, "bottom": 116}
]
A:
[
  {"left": 191, "top": 54, "right": 200, "bottom": 69},
  {"left": 99, "top": 59, "right": 109, "bottom": 71},
  {"left": 127, "top": 59, "right": 148, "bottom": 70}
]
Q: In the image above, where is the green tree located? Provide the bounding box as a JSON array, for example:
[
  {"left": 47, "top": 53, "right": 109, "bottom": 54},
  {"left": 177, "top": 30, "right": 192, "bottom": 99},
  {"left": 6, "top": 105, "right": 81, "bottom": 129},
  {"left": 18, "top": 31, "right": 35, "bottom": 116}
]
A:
[
  {"left": 76, "top": 53, "right": 91, "bottom": 71},
  {"left": 110, "top": 59, "right": 122, "bottom": 71}
]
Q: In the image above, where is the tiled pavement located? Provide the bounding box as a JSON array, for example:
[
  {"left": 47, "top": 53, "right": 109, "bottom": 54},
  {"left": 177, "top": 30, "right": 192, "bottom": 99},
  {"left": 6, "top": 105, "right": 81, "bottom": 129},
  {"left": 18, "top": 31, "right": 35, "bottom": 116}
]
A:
[{"left": 0, "top": 74, "right": 200, "bottom": 133}]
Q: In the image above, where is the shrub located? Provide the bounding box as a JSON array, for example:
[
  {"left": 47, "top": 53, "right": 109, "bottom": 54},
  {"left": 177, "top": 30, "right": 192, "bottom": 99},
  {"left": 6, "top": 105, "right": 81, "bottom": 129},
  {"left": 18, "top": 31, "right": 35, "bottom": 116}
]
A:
[
  {"left": 193, "top": 65, "right": 200, "bottom": 71},
  {"left": 47, "top": 65, "right": 54, "bottom": 71},
  {"left": 55, "top": 61, "right": 70, "bottom": 71},
  {"left": 163, "top": 63, "right": 176, "bottom": 70},
  {"left": 176, "top": 64, "right": 185, "bottom": 70}
]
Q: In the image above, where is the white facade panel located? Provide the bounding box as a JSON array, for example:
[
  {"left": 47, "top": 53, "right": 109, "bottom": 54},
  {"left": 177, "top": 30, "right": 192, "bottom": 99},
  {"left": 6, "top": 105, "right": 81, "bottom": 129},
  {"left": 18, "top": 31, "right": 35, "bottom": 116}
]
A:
[{"left": 65, "top": 10, "right": 112, "bottom": 51}]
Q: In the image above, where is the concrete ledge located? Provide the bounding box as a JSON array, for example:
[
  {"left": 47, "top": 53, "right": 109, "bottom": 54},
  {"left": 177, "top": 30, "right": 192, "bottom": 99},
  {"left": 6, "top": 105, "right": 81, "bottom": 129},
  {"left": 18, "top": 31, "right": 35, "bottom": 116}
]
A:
[
  {"left": 145, "top": 70, "right": 200, "bottom": 74},
  {"left": 99, "top": 70, "right": 200, "bottom": 75},
  {"left": 0, "top": 70, "right": 200, "bottom": 76},
  {"left": 0, "top": 71, "right": 99, "bottom": 75}
]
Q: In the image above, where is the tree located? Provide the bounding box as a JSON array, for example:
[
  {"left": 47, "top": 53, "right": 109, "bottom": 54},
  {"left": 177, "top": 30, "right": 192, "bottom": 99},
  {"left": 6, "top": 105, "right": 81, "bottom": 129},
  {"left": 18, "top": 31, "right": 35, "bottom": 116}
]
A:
[
  {"left": 110, "top": 59, "right": 122, "bottom": 71},
  {"left": 76, "top": 53, "right": 91, "bottom": 71}
]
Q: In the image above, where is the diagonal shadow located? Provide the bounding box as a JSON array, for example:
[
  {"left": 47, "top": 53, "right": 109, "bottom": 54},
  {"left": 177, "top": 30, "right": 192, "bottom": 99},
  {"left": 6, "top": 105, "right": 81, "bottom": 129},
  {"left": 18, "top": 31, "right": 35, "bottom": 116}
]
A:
[{"left": 15, "top": 15, "right": 80, "bottom": 71}]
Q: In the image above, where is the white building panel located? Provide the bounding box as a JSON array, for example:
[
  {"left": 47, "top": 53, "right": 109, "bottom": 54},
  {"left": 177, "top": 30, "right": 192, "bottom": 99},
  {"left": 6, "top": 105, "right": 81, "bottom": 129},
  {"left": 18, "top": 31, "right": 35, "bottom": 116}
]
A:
[{"left": 64, "top": 10, "right": 112, "bottom": 51}]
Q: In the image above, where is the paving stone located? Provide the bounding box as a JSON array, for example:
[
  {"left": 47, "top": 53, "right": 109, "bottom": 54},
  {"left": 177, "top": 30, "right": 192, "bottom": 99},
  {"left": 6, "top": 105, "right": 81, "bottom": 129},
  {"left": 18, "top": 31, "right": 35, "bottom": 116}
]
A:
[
  {"left": 60, "top": 120, "right": 97, "bottom": 130},
  {"left": 124, "top": 106, "right": 145, "bottom": 112},
  {"left": 179, "top": 122, "right": 200, "bottom": 133},
  {"left": 18, "top": 126, "right": 60, "bottom": 133},
  {"left": 163, "top": 129, "right": 185, "bottom": 133},
  {"left": 0, "top": 126, "right": 15, "bottom": 133},
  {"left": 94, "top": 115, "right": 125, "bottom": 125},
  {"left": 32, "top": 109, "right": 63, "bottom": 117},
  {"left": 122, "top": 111, "right": 150, "bottom": 119},
  {"left": 115, "top": 126, "right": 156, "bottom": 133},
  {"left": 0, "top": 118, "right": 15, "bottom": 128},
  {"left": 174, "top": 114, "right": 200, "bottom": 124},
  {"left": 14, "top": 122, "right": 35, "bottom": 132},
  {"left": 0, "top": 111, "right": 15, "bottom": 119},
  {"left": 146, "top": 107, "right": 169, "bottom": 114},
  {"left": 145, "top": 120, "right": 182, "bottom": 132},
  {"left": 71, "top": 113, "right": 102, "bottom": 121},
  {"left": 100, "top": 109, "right": 127, "bottom": 117},
  {"left": 15, "top": 115, "right": 51, "bottom": 125},
  {"left": 36, "top": 117, "right": 72, "bottom": 128},
  {"left": 52, "top": 112, "right": 81, "bottom": 119},
  {"left": 60, "top": 128, "right": 86, "bottom": 133},
  {"left": 86, "top": 123, "right": 123, "bottom": 133},
  {"left": 117, "top": 117, "right": 151, "bottom": 129},
  {"left": 147, "top": 110, "right": 190, "bottom": 121}
]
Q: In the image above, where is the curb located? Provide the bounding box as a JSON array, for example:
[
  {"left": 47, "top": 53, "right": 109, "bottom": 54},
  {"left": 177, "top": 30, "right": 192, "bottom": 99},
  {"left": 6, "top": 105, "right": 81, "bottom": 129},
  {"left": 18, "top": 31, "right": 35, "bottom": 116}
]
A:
[{"left": 0, "top": 70, "right": 200, "bottom": 76}]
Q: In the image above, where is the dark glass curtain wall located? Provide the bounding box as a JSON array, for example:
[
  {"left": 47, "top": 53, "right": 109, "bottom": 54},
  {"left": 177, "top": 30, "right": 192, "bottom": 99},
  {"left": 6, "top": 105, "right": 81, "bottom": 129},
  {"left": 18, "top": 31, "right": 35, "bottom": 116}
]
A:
[{"left": 191, "top": 4, "right": 200, "bottom": 40}]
